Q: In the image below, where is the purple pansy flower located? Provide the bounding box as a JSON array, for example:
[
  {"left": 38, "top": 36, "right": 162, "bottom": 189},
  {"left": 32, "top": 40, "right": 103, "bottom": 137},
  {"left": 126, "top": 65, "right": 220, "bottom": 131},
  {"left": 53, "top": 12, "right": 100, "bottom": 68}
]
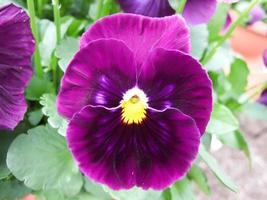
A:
[
  {"left": 117, "top": 0, "right": 237, "bottom": 25},
  {"left": 258, "top": 88, "right": 267, "bottom": 106},
  {"left": 263, "top": 49, "right": 267, "bottom": 68},
  {"left": 247, "top": 4, "right": 265, "bottom": 25},
  {"left": 57, "top": 14, "right": 212, "bottom": 190},
  {"left": 183, "top": 0, "right": 217, "bottom": 25},
  {"left": 222, "top": 13, "right": 232, "bottom": 33},
  {"left": 0, "top": 4, "right": 34, "bottom": 130},
  {"left": 258, "top": 50, "right": 267, "bottom": 106},
  {"left": 117, "top": 0, "right": 175, "bottom": 17}
]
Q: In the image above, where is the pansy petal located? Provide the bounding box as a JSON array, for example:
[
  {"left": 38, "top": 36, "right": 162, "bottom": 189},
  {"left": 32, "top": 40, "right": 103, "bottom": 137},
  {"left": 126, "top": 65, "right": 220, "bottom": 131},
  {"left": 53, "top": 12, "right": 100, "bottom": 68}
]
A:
[
  {"left": 222, "top": 14, "right": 232, "bottom": 33},
  {"left": 118, "top": 0, "right": 175, "bottom": 17},
  {"left": 183, "top": 0, "right": 217, "bottom": 25},
  {"left": 258, "top": 88, "right": 267, "bottom": 106},
  {"left": 57, "top": 39, "right": 137, "bottom": 119},
  {"left": 67, "top": 106, "right": 200, "bottom": 190},
  {"left": 0, "top": 4, "right": 34, "bottom": 130},
  {"left": 248, "top": 5, "right": 265, "bottom": 25},
  {"left": 138, "top": 48, "right": 212, "bottom": 135},
  {"left": 263, "top": 49, "right": 267, "bottom": 68},
  {"left": 80, "top": 14, "right": 190, "bottom": 65}
]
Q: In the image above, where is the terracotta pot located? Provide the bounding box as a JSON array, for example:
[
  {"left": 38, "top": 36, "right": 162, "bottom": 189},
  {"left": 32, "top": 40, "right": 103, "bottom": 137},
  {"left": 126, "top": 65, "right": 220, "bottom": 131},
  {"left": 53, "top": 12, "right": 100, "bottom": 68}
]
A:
[
  {"left": 231, "top": 21, "right": 267, "bottom": 58},
  {"left": 230, "top": 12, "right": 267, "bottom": 98},
  {"left": 22, "top": 194, "right": 36, "bottom": 200}
]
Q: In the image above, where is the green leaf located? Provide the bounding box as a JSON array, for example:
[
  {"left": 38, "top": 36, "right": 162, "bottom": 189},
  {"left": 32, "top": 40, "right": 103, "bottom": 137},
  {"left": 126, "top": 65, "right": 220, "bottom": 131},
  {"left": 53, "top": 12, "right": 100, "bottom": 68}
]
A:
[
  {"left": 55, "top": 37, "right": 79, "bottom": 72},
  {"left": 188, "top": 165, "right": 211, "bottom": 195},
  {"left": 161, "top": 178, "right": 196, "bottom": 200},
  {"left": 201, "top": 133, "right": 212, "bottom": 151},
  {"left": 38, "top": 17, "right": 73, "bottom": 68},
  {"left": 84, "top": 178, "right": 111, "bottom": 200},
  {"left": 28, "top": 109, "right": 43, "bottom": 126},
  {"left": 199, "top": 145, "right": 238, "bottom": 192},
  {"left": 36, "top": 190, "right": 99, "bottom": 200},
  {"left": 206, "top": 42, "right": 234, "bottom": 71},
  {"left": 161, "top": 189, "right": 172, "bottom": 200},
  {"left": 26, "top": 76, "right": 55, "bottom": 101},
  {"left": 228, "top": 58, "right": 249, "bottom": 95},
  {"left": 219, "top": 131, "right": 251, "bottom": 162},
  {"left": 0, "top": 180, "right": 31, "bottom": 200},
  {"left": 61, "top": 173, "right": 84, "bottom": 197},
  {"left": 6, "top": 125, "right": 82, "bottom": 196},
  {"left": 0, "top": 131, "right": 12, "bottom": 180},
  {"left": 104, "top": 186, "right": 162, "bottom": 200},
  {"left": 38, "top": 19, "right": 57, "bottom": 67},
  {"left": 36, "top": 190, "right": 65, "bottom": 200},
  {"left": 66, "top": 17, "right": 87, "bottom": 37},
  {"left": 208, "top": 3, "right": 230, "bottom": 42},
  {"left": 242, "top": 102, "right": 267, "bottom": 121},
  {"left": 40, "top": 94, "right": 68, "bottom": 136},
  {"left": 0, "top": 123, "right": 30, "bottom": 180},
  {"left": 207, "top": 103, "right": 239, "bottom": 135},
  {"left": 190, "top": 24, "right": 209, "bottom": 60}
]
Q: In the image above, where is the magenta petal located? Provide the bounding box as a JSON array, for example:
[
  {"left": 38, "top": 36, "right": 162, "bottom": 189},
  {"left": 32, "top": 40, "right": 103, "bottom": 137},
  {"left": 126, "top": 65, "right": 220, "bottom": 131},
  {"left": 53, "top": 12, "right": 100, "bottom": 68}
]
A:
[
  {"left": 0, "top": 4, "right": 34, "bottom": 130},
  {"left": 263, "top": 49, "right": 267, "bottom": 68},
  {"left": 258, "top": 88, "right": 267, "bottom": 106},
  {"left": 57, "top": 39, "right": 137, "bottom": 119},
  {"left": 248, "top": 5, "right": 265, "bottom": 25},
  {"left": 183, "top": 0, "right": 217, "bottom": 25},
  {"left": 117, "top": 0, "right": 175, "bottom": 17},
  {"left": 138, "top": 48, "right": 212, "bottom": 135},
  {"left": 222, "top": 14, "right": 232, "bottom": 33},
  {"left": 67, "top": 106, "right": 200, "bottom": 190},
  {"left": 80, "top": 14, "right": 190, "bottom": 65}
]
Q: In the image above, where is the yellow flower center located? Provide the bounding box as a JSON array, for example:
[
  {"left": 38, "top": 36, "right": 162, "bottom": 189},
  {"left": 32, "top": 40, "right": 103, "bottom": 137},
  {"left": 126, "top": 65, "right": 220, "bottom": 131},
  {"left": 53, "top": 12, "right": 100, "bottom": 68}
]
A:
[{"left": 120, "top": 87, "right": 148, "bottom": 125}]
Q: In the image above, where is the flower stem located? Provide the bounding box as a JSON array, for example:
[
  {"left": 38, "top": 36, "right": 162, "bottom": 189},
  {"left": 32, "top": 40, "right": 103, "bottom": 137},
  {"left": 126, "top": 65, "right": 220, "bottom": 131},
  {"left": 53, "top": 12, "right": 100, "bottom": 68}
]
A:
[
  {"left": 201, "top": 0, "right": 261, "bottom": 65},
  {"left": 52, "top": 0, "right": 61, "bottom": 88},
  {"left": 27, "top": 0, "right": 43, "bottom": 78},
  {"left": 37, "top": 0, "right": 43, "bottom": 17},
  {"left": 53, "top": 0, "right": 61, "bottom": 44},
  {"left": 177, "top": 0, "right": 187, "bottom": 14}
]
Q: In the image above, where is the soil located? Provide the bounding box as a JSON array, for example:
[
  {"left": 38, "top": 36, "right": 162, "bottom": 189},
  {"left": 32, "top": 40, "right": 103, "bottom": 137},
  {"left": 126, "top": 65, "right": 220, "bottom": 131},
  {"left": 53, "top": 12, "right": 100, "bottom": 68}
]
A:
[{"left": 198, "top": 115, "right": 267, "bottom": 200}]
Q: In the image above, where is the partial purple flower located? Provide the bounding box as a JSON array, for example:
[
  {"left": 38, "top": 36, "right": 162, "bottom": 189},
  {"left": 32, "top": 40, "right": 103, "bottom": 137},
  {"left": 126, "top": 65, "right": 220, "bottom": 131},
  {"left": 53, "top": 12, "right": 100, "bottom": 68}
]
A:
[
  {"left": 258, "top": 50, "right": 267, "bottom": 106},
  {"left": 117, "top": 0, "right": 175, "bottom": 17},
  {"left": 118, "top": 0, "right": 237, "bottom": 25},
  {"left": 247, "top": 5, "right": 265, "bottom": 25},
  {"left": 222, "top": 13, "right": 232, "bottom": 32},
  {"left": 263, "top": 49, "right": 267, "bottom": 68},
  {"left": 58, "top": 14, "right": 212, "bottom": 190},
  {"left": 182, "top": 0, "right": 217, "bottom": 25},
  {"left": 258, "top": 88, "right": 267, "bottom": 106},
  {"left": 0, "top": 4, "right": 34, "bottom": 130}
]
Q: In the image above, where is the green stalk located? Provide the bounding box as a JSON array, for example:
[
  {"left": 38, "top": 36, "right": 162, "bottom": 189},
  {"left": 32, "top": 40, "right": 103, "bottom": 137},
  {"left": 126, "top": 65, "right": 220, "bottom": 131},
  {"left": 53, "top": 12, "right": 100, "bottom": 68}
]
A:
[
  {"left": 27, "top": 0, "right": 43, "bottom": 78},
  {"left": 37, "top": 0, "right": 43, "bottom": 17},
  {"left": 97, "top": 0, "right": 104, "bottom": 19},
  {"left": 53, "top": 0, "right": 61, "bottom": 44},
  {"left": 177, "top": 0, "right": 187, "bottom": 14},
  {"left": 52, "top": 0, "right": 61, "bottom": 88},
  {"left": 201, "top": 0, "right": 261, "bottom": 65},
  {"left": 231, "top": 82, "right": 267, "bottom": 111}
]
